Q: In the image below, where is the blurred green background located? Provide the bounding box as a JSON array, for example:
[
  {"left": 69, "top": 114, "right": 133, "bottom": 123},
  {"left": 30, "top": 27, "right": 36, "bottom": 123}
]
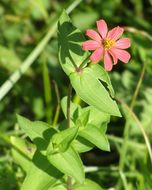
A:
[{"left": 0, "top": 0, "right": 152, "bottom": 189}]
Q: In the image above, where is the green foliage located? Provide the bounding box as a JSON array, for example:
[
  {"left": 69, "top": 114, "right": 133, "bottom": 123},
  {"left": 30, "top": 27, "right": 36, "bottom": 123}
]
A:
[
  {"left": 47, "top": 146, "right": 85, "bottom": 184},
  {"left": 21, "top": 151, "right": 62, "bottom": 190},
  {"left": 58, "top": 10, "right": 88, "bottom": 75},
  {"left": 17, "top": 115, "right": 56, "bottom": 154},
  {"left": 11, "top": 136, "right": 35, "bottom": 173},
  {"left": 50, "top": 126, "right": 79, "bottom": 152},
  {"left": 78, "top": 124, "right": 110, "bottom": 151},
  {"left": 17, "top": 115, "right": 85, "bottom": 184},
  {"left": 61, "top": 97, "right": 110, "bottom": 152},
  {"left": 70, "top": 67, "right": 121, "bottom": 116}
]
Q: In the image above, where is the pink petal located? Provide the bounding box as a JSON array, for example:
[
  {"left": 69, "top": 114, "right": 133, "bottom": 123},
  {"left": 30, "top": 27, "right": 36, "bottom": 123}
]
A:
[
  {"left": 107, "top": 26, "right": 124, "bottom": 41},
  {"left": 111, "top": 48, "right": 131, "bottom": 63},
  {"left": 104, "top": 51, "right": 113, "bottom": 71},
  {"left": 90, "top": 47, "right": 104, "bottom": 62},
  {"left": 96, "top": 20, "right": 108, "bottom": 39},
  {"left": 114, "top": 38, "right": 131, "bottom": 49},
  {"left": 108, "top": 49, "right": 118, "bottom": 65},
  {"left": 86, "top": 29, "right": 102, "bottom": 42},
  {"left": 82, "top": 40, "right": 100, "bottom": 50}
]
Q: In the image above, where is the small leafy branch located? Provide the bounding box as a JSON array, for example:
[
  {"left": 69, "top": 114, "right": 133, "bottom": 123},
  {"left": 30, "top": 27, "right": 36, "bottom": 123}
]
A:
[{"left": 13, "top": 10, "right": 131, "bottom": 190}]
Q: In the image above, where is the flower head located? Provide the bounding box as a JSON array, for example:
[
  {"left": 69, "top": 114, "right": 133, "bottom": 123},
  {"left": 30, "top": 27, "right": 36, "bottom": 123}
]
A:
[{"left": 82, "top": 20, "right": 131, "bottom": 71}]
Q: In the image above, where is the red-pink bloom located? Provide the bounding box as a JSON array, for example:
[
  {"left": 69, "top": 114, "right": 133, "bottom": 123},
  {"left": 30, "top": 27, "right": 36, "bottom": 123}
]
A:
[{"left": 82, "top": 20, "right": 131, "bottom": 71}]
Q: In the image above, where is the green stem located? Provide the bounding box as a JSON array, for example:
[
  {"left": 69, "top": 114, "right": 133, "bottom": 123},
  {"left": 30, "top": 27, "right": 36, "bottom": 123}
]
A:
[
  {"left": 78, "top": 55, "right": 91, "bottom": 70},
  {"left": 119, "top": 171, "right": 128, "bottom": 190},
  {"left": 53, "top": 80, "right": 61, "bottom": 127},
  {"left": 67, "top": 177, "right": 73, "bottom": 190},
  {"left": 66, "top": 0, "right": 83, "bottom": 14},
  {"left": 0, "top": 0, "right": 83, "bottom": 101},
  {"left": 42, "top": 62, "right": 52, "bottom": 124},
  {"left": 67, "top": 84, "right": 72, "bottom": 129}
]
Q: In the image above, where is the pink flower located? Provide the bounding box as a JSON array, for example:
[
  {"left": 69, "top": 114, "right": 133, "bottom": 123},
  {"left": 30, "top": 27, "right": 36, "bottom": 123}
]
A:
[{"left": 82, "top": 20, "right": 131, "bottom": 71}]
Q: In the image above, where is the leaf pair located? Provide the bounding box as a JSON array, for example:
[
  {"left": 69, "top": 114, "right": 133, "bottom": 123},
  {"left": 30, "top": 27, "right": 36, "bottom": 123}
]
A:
[{"left": 17, "top": 115, "right": 85, "bottom": 186}]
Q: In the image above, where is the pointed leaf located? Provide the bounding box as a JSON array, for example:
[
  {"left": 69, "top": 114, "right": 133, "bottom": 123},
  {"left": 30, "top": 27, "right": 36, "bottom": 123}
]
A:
[
  {"left": 73, "top": 137, "right": 94, "bottom": 153},
  {"left": 47, "top": 146, "right": 84, "bottom": 183},
  {"left": 58, "top": 10, "right": 88, "bottom": 75},
  {"left": 21, "top": 150, "right": 62, "bottom": 190},
  {"left": 17, "top": 115, "right": 57, "bottom": 152},
  {"left": 70, "top": 67, "right": 121, "bottom": 116},
  {"left": 78, "top": 124, "right": 110, "bottom": 151}
]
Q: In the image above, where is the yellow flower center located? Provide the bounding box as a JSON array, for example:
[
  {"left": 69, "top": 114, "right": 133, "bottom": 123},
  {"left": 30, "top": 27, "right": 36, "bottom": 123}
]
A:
[{"left": 103, "top": 38, "right": 115, "bottom": 50}]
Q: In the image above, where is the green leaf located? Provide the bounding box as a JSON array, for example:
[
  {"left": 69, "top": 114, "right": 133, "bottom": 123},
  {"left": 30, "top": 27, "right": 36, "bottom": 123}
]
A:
[
  {"left": 58, "top": 10, "right": 88, "bottom": 75},
  {"left": 89, "top": 64, "right": 115, "bottom": 97},
  {"left": 17, "top": 115, "right": 57, "bottom": 153},
  {"left": 74, "top": 179, "right": 103, "bottom": 190},
  {"left": 57, "top": 120, "right": 94, "bottom": 153},
  {"left": 61, "top": 97, "right": 110, "bottom": 132},
  {"left": 11, "top": 136, "right": 35, "bottom": 173},
  {"left": 21, "top": 151, "right": 62, "bottom": 190},
  {"left": 70, "top": 67, "right": 121, "bottom": 116},
  {"left": 78, "top": 124, "right": 110, "bottom": 151},
  {"left": 50, "top": 126, "right": 79, "bottom": 152},
  {"left": 73, "top": 136, "right": 94, "bottom": 153},
  {"left": 47, "top": 146, "right": 84, "bottom": 183}
]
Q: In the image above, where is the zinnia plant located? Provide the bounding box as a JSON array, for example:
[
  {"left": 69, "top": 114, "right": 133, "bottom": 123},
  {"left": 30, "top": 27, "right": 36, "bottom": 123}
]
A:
[{"left": 15, "top": 10, "right": 132, "bottom": 190}]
